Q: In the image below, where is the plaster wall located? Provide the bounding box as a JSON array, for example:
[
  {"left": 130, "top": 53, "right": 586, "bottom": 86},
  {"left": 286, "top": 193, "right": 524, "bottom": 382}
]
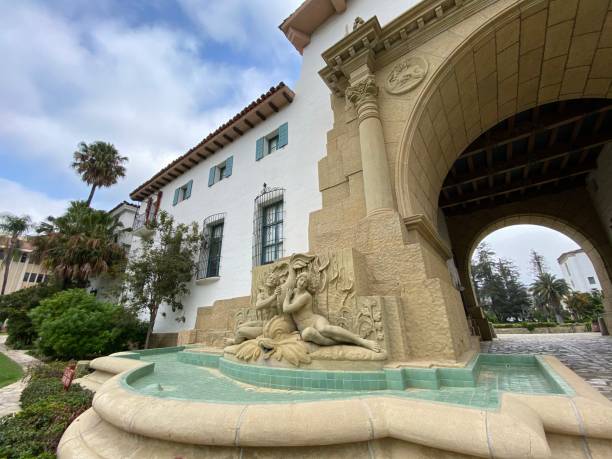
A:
[
  {"left": 146, "top": 0, "right": 427, "bottom": 334},
  {"left": 559, "top": 250, "right": 602, "bottom": 292}
]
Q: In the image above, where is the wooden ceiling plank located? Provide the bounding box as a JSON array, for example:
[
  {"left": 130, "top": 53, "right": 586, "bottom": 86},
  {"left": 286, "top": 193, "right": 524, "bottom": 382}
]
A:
[
  {"left": 459, "top": 104, "right": 612, "bottom": 158},
  {"left": 443, "top": 133, "right": 609, "bottom": 189},
  {"left": 440, "top": 161, "right": 597, "bottom": 208}
]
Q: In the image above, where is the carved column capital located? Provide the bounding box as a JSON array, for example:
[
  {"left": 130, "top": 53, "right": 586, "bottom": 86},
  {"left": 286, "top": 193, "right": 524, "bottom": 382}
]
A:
[{"left": 345, "top": 75, "right": 378, "bottom": 110}]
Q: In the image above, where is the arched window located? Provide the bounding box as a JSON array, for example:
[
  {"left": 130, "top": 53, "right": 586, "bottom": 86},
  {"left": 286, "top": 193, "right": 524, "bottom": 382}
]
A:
[
  {"left": 253, "top": 185, "right": 285, "bottom": 266},
  {"left": 197, "top": 213, "right": 226, "bottom": 279}
]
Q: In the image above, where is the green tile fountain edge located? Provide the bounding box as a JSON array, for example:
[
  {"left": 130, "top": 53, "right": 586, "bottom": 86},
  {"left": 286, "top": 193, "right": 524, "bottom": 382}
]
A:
[
  {"left": 115, "top": 351, "right": 576, "bottom": 411},
  {"left": 536, "top": 355, "right": 575, "bottom": 396}
]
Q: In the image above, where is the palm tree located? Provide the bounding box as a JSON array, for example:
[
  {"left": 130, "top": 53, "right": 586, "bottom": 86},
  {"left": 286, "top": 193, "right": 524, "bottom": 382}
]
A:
[
  {"left": 531, "top": 273, "right": 570, "bottom": 324},
  {"left": 34, "top": 202, "right": 126, "bottom": 288},
  {"left": 71, "top": 141, "right": 128, "bottom": 207},
  {"left": 0, "top": 214, "right": 32, "bottom": 295}
]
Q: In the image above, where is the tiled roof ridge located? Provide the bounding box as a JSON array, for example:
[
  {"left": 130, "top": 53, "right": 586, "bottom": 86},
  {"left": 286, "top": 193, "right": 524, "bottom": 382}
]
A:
[{"left": 129, "top": 82, "right": 291, "bottom": 200}]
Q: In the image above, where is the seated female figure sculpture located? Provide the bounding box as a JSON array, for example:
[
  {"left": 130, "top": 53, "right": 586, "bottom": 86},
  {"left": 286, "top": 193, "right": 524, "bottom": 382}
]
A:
[
  {"left": 283, "top": 271, "right": 381, "bottom": 352},
  {"left": 224, "top": 273, "right": 282, "bottom": 345}
]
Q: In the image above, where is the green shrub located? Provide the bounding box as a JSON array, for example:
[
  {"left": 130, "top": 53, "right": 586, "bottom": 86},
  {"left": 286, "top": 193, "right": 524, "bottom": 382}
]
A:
[
  {"left": 525, "top": 323, "right": 536, "bottom": 332},
  {"left": 0, "top": 283, "right": 60, "bottom": 348},
  {"left": 0, "top": 361, "right": 93, "bottom": 459},
  {"left": 30, "top": 289, "right": 146, "bottom": 360}
]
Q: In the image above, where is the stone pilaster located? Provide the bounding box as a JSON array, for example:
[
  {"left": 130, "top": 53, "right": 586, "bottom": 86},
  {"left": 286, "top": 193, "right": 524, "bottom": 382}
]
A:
[{"left": 345, "top": 75, "right": 395, "bottom": 216}]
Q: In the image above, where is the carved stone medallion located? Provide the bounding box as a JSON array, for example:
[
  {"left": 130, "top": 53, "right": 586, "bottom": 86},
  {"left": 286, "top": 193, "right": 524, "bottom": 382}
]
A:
[{"left": 385, "top": 56, "right": 428, "bottom": 95}]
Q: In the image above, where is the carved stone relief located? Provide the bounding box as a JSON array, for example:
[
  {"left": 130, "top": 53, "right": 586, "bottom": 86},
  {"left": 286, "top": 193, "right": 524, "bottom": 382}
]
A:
[
  {"left": 227, "top": 251, "right": 385, "bottom": 366},
  {"left": 385, "top": 56, "right": 428, "bottom": 94},
  {"left": 345, "top": 75, "right": 378, "bottom": 109}
]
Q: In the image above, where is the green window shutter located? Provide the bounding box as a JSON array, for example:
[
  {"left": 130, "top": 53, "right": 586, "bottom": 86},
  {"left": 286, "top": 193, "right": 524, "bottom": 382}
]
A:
[
  {"left": 255, "top": 137, "right": 264, "bottom": 161},
  {"left": 278, "top": 122, "right": 288, "bottom": 148},
  {"left": 208, "top": 167, "right": 216, "bottom": 187},
  {"left": 225, "top": 156, "right": 233, "bottom": 177},
  {"left": 173, "top": 188, "right": 180, "bottom": 206},
  {"left": 184, "top": 180, "right": 193, "bottom": 199}
]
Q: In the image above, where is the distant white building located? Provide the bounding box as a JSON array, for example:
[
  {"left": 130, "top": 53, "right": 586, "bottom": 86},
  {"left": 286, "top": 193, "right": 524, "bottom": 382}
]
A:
[
  {"left": 558, "top": 249, "right": 601, "bottom": 293},
  {"left": 89, "top": 201, "right": 138, "bottom": 301}
]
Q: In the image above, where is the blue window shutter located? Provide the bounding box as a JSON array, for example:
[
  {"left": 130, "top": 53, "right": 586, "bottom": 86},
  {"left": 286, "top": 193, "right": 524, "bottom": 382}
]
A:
[
  {"left": 173, "top": 188, "right": 180, "bottom": 206},
  {"left": 184, "top": 180, "right": 193, "bottom": 199},
  {"left": 208, "top": 166, "right": 216, "bottom": 186},
  {"left": 255, "top": 137, "right": 264, "bottom": 161},
  {"left": 225, "top": 156, "right": 233, "bottom": 177},
  {"left": 278, "top": 122, "right": 288, "bottom": 148}
]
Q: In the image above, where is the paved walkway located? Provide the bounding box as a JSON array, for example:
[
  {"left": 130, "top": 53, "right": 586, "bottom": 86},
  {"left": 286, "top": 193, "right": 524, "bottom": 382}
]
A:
[
  {"left": 481, "top": 333, "right": 612, "bottom": 400},
  {"left": 0, "top": 335, "right": 39, "bottom": 417}
]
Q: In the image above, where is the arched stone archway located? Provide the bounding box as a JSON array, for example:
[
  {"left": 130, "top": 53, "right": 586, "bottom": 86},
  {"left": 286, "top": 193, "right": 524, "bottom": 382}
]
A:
[
  {"left": 449, "top": 210, "right": 612, "bottom": 324},
  {"left": 396, "top": 0, "right": 612, "bottom": 225},
  {"left": 310, "top": 0, "right": 612, "bottom": 360}
]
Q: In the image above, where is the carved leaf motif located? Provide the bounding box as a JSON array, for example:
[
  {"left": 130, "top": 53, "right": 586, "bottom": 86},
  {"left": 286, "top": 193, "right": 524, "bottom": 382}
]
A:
[{"left": 235, "top": 340, "right": 262, "bottom": 362}]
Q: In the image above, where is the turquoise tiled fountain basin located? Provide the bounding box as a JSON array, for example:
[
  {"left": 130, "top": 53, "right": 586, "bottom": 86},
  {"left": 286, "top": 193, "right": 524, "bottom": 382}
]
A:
[{"left": 120, "top": 349, "right": 573, "bottom": 410}]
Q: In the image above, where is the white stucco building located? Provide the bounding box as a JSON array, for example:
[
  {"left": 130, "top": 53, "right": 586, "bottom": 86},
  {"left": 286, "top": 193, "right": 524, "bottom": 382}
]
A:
[
  {"left": 558, "top": 249, "right": 602, "bottom": 293},
  {"left": 128, "top": 1, "right": 423, "bottom": 335}
]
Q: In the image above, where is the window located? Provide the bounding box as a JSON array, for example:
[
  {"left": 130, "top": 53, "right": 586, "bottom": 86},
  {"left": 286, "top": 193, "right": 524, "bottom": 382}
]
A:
[
  {"left": 252, "top": 186, "right": 284, "bottom": 266},
  {"left": 36, "top": 273, "right": 44, "bottom": 283},
  {"left": 20, "top": 253, "right": 28, "bottom": 263},
  {"left": 268, "top": 135, "right": 279, "bottom": 154},
  {"left": 208, "top": 156, "right": 233, "bottom": 187},
  {"left": 255, "top": 122, "right": 288, "bottom": 161},
  {"left": 262, "top": 201, "right": 283, "bottom": 265},
  {"left": 172, "top": 180, "right": 193, "bottom": 206},
  {"left": 28, "top": 272, "right": 37, "bottom": 283},
  {"left": 588, "top": 276, "right": 596, "bottom": 285},
  {"left": 197, "top": 213, "right": 226, "bottom": 279},
  {"left": 23, "top": 272, "right": 30, "bottom": 282}
]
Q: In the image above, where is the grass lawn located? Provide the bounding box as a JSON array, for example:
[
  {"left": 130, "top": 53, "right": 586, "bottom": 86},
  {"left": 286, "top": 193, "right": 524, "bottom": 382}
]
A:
[{"left": 0, "top": 352, "right": 23, "bottom": 388}]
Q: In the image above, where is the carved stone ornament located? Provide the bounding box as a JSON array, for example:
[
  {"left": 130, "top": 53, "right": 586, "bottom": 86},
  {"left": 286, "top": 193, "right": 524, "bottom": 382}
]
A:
[
  {"left": 385, "top": 56, "right": 428, "bottom": 95},
  {"left": 352, "top": 16, "right": 365, "bottom": 31},
  {"left": 345, "top": 75, "right": 378, "bottom": 108}
]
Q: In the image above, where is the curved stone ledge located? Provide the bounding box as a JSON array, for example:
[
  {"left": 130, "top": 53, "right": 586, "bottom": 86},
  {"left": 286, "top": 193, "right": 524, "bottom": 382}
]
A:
[
  {"left": 91, "top": 375, "right": 555, "bottom": 457},
  {"left": 63, "top": 353, "right": 612, "bottom": 459}
]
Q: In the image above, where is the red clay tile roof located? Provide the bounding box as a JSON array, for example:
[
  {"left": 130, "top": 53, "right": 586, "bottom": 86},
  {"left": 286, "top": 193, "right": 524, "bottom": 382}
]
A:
[{"left": 130, "top": 82, "right": 295, "bottom": 201}]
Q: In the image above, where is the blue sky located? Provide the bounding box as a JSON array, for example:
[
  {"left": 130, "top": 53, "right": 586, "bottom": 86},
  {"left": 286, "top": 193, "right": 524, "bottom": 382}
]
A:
[{"left": 0, "top": 0, "right": 302, "bottom": 221}]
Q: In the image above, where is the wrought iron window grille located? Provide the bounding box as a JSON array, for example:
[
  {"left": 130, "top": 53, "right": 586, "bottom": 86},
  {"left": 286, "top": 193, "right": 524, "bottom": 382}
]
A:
[
  {"left": 253, "top": 184, "right": 285, "bottom": 266},
  {"left": 197, "top": 213, "right": 226, "bottom": 280}
]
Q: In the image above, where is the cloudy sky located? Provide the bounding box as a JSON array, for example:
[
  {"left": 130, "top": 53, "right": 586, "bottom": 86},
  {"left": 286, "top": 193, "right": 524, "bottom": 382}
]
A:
[
  {"left": 476, "top": 225, "right": 581, "bottom": 287},
  {"left": 0, "top": 0, "right": 302, "bottom": 222},
  {"left": 0, "top": 0, "right": 593, "bottom": 284}
]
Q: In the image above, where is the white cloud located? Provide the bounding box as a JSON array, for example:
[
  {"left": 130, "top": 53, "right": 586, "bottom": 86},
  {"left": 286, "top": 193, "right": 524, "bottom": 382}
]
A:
[
  {"left": 0, "top": 1, "right": 299, "bottom": 211},
  {"left": 0, "top": 178, "right": 68, "bottom": 224},
  {"left": 178, "top": 0, "right": 303, "bottom": 61}
]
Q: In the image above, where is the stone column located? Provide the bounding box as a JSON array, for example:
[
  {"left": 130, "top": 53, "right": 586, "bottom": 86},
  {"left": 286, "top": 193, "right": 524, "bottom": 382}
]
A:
[{"left": 345, "top": 75, "right": 395, "bottom": 215}]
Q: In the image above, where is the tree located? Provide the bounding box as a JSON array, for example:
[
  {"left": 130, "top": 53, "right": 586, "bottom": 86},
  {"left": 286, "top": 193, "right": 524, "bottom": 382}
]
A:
[
  {"left": 470, "top": 244, "right": 532, "bottom": 322},
  {"left": 566, "top": 289, "right": 604, "bottom": 322},
  {"left": 529, "top": 249, "right": 547, "bottom": 277},
  {"left": 0, "top": 214, "right": 32, "bottom": 295},
  {"left": 122, "top": 211, "right": 202, "bottom": 348},
  {"left": 493, "top": 259, "right": 532, "bottom": 322},
  {"left": 71, "top": 141, "right": 128, "bottom": 207},
  {"left": 531, "top": 273, "right": 570, "bottom": 324},
  {"left": 470, "top": 243, "right": 497, "bottom": 307},
  {"left": 34, "top": 202, "right": 126, "bottom": 288}
]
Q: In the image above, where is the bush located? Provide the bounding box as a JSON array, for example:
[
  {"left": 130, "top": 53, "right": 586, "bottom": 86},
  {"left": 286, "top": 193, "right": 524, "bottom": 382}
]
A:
[
  {"left": 0, "top": 283, "right": 60, "bottom": 348},
  {"left": 0, "top": 362, "right": 93, "bottom": 459},
  {"left": 30, "top": 289, "right": 147, "bottom": 360}
]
